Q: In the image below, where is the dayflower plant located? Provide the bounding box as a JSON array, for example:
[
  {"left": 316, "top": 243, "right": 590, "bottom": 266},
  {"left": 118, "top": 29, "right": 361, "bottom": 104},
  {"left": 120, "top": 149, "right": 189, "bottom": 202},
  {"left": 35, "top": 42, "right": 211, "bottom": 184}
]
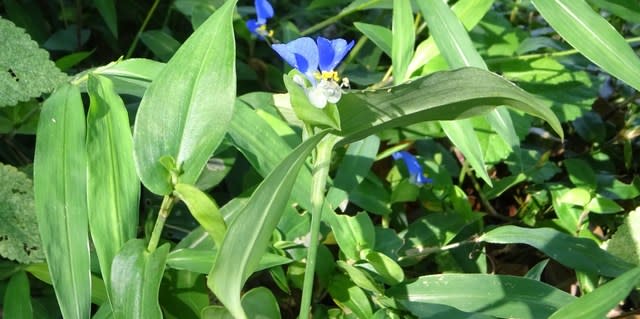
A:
[
  {"left": 246, "top": 0, "right": 274, "bottom": 38},
  {"left": 273, "top": 36, "right": 354, "bottom": 108},
  {"left": 392, "top": 151, "right": 433, "bottom": 186}
]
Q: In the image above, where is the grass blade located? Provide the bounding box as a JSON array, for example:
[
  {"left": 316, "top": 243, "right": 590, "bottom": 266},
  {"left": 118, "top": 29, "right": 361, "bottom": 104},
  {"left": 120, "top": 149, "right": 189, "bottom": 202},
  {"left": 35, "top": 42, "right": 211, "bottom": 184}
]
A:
[{"left": 34, "top": 84, "right": 91, "bottom": 319}]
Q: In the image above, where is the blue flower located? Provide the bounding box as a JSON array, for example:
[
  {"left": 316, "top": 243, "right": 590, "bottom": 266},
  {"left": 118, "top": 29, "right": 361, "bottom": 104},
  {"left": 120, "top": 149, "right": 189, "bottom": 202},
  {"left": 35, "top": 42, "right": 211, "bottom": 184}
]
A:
[
  {"left": 246, "top": 0, "right": 274, "bottom": 38},
  {"left": 272, "top": 36, "right": 354, "bottom": 108},
  {"left": 392, "top": 151, "right": 433, "bottom": 186}
]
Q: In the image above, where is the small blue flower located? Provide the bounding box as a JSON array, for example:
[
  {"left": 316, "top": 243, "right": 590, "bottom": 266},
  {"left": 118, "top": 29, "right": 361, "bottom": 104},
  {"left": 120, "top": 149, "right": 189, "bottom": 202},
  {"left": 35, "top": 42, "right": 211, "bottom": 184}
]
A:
[
  {"left": 392, "top": 151, "right": 433, "bottom": 186},
  {"left": 272, "top": 36, "right": 354, "bottom": 108},
  {"left": 246, "top": 0, "right": 274, "bottom": 38}
]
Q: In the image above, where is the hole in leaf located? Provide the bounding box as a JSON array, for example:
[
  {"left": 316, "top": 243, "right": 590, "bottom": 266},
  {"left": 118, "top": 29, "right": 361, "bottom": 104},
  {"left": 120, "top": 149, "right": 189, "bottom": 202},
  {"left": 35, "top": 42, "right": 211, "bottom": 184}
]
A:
[{"left": 7, "top": 68, "right": 19, "bottom": 82}]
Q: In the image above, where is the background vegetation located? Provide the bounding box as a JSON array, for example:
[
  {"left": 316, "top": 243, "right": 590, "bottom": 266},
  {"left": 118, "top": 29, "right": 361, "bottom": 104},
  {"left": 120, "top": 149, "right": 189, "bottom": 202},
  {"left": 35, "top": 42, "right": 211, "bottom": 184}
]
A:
[{"left": 1, "top": 0, "right": 639, "bottom": 318}]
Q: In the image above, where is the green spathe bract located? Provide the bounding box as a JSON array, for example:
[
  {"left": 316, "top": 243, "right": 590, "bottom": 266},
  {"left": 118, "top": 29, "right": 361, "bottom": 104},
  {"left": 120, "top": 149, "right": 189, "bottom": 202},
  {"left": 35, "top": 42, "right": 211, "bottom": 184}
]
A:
[{"left": 133, "top": 0, "right": 237, "bottom": 195}]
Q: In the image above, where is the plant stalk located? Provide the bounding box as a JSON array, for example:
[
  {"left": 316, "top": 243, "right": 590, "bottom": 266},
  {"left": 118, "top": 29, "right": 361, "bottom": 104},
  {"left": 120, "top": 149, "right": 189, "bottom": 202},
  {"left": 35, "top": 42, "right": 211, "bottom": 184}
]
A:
[
  {"left": 147, "top": 194, "right": 177, "bottom": 252},
  {"left": 125, "top": 0, "right": 161, "bottom": 59},
  {"left": 298, "top": 135, "right": 337, "bottom": 319}
]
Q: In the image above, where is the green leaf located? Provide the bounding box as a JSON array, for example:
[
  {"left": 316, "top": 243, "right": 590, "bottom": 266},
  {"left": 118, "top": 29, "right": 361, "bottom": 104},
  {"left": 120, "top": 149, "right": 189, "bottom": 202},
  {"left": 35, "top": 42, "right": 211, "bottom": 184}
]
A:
[
  {"left": 480, "top": 226, "right": 635, "bottom": 277},
  {"left": 441, "top": 120, "right": 491, "bottom": 184},
  {"left": 34, "top": 84, "right": 91, "bottom": 319},
  {"left": 418, "top": 0, "right": 518, "bottom": 173},
  {"left": 330, "top": 212, "right": 376, "bottom": 262},
  {"left": 208, "top": 131, "right": 329, "bottom": 319},
  {"left": 86, "top": 74, "right": 139, "bottom": 299},
  {"left": 531, "top": 0, "right": 640, "bottom": 91},
  {"left": 4, "top": 271, "right": 34, "bottom": 319},
  {"left": 558, "top": 187, "right": 592, "bottom": 207},
  {"left": 525, "top": 259, "right": 550, "bottom": 281},
  {"left": 587, "top": 0, "right": 640, "bottom": 23},
  {"left": 363, "top": 250, "right": 404, "bottom": 285},
  {"left": 389, "top": 274, "right": 575, "bottom": 319},
  {"left": 336, "top": 67, "right": 563, "bottom": 145},
  {"left": 282, "top": 70, "right": 341, "bottom": 130},
  {"left": 604, "top": 207, "right": 640, "bottom": 266},
  {"left": 140, "top": 30, "right": 180, "bottom": 62},
  {"left": 94, "top": 58, "right": 164, "bottom": 97},
  {"left": 173, "top": 183, "right": 226, "bottom": 248},
  {"left": 110, "top": 240, "right": 169, "bottom": 319},
  {"left": 418, "top": 0, "right": 486, "bottom": 69},
  {"left": 239, "top": 287, "right": 281, "bottom": 319},
  {"left": 0, "top": 163, "right": 43, "bottom": 263},
  {"left": 201, "top": 287, "right": 282, "bottom": 319},
  {"left": 133, "top": 0, "right": 237, "bottom": 195},
  {"left": 585, "top": 196, "right": 623, "bottom": 214},
  {"left": 392, "top": 0, "right": 414, "bottom": 84},
  {"left": 549, "top": 267, "right": 640, "bottom": 319},
  {"left": 407, "top": 0, "right": 493, "bottom": 75},
  {"left": 328, "top": 274, "right": 374, "bottom": 319},
  {"left": 325, "top": 135, "right": 380, "bottom": 211},
  {"left": 25, "top": 263, "right": 108, "bottom": 305},
  {"left": 564, "top": 158, "right": 597, "bottom": 188},
  {"left": 354, "top": 22, "right": 392, "bottom": 57},
  {"left": 0, "top": 17, "right": 67, "bottom": 107},
  {"left": 92, "top": 0, "right": 118, "bottom": 37},
  {"left": 337, "top": 260, "right": 383, "bottom": 294},
  {"left": 166, "top": 248, "right": 292, "bottom": 275}
]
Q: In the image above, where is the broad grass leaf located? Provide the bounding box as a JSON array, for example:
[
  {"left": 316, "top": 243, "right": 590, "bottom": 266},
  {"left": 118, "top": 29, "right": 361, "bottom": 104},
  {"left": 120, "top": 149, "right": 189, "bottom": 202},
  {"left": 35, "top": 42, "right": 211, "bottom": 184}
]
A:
[
  {"left": 392, "top": 0, "right": 414, "bottom": 84},
  {"left": 86, "top": 74, "right": 139, "bottom": 300},
  {"left": 549, "top": 267, "right": 640, "bottom": 319},
  {"left": 389, "top": 274, "right": 575, "bottom": 319},
  {"left": 531, "top": 0, "right": 640, "bottom": 91},
  {"left": 336, "top": 67, "right": 563, "bottom": 144},
  {"left": 480, "top": 226, "right": 635, "bottom": 277},
  {"left": 110, "top": 240, "right": 170, "bottom": 319},
  {"left": 133, "top": 0, "right": 237, "bottom": 195},
  {"left": 34, "top": 84, "right": 91, "bottom": 319},
  {"left": 208, "top": 131, "right": 328, "bottom": 319}
]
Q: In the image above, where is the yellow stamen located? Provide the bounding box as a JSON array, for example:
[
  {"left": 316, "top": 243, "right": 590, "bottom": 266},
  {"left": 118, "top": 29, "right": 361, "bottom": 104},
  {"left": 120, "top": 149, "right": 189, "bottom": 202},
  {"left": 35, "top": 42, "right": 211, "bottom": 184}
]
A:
[{"left": 314, "top": 71, "right": 340, "bottom": 82}]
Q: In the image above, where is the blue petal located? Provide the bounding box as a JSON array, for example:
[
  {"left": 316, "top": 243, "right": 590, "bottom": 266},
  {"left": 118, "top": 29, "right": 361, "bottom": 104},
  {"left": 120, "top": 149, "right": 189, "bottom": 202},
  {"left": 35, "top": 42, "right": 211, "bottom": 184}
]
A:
[
  {"left": 392, "top": 151, "right": 432, "bottom": 186},
  {"left": 255, "top": 0, "right": 274, "bottom": 22},
  {"left": 317, "top": 37, "right": 354, "bottom": 72},
  {"left": 272, "top": 37, "right": 318, "bottom": 76},
  {"left": 246, "top": 19, "right": 260, "bottom": 35}
]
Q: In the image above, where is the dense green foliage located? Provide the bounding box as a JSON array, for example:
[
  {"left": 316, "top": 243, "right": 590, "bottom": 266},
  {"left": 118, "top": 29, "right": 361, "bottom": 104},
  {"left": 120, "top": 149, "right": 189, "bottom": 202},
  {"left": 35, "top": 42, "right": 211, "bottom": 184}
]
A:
[{"left": 1, "top": 0, "right": 640, "bottom": 318}]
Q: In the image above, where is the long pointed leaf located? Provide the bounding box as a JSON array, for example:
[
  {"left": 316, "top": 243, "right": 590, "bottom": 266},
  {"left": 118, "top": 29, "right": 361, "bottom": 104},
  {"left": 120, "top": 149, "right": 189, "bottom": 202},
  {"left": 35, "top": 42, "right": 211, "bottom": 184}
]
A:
[
  {"left": 479, "top": 226, "right": 634, "bottom": 277},
  {"left": 549, "top": 267, "right": 640, "bottom": 319},
  {"left": 86, "top": 74, "right": 139, "bottom": 303},
  {"left": 173, "top": 183, "right": 226, "bottom": 248},
  {"left": 337, "top": 67, "right": 563, "bottom": 144},
  {"left": 133, "top": 0, "right": 237, "bottom": 195},
  {"left": 420, "top": 0, "right": 518, "bottom": 182},
  {"left": 209, "top": 131, "right": 329, "bottom": 319},
  {"left": 34, "top": 84, "right": 91, "bottom": 319},
  {"left": 531, "top": 0, "right": 640, "bottom": 91},
  {"left": 392, "top": 0, "right": 415, "bottom": 83},
  {"left": 388, "top": 274, "right": 575, "bottom": 319},
  {"left": 110, "top": 240, "right": 169, "bottom": 319}
]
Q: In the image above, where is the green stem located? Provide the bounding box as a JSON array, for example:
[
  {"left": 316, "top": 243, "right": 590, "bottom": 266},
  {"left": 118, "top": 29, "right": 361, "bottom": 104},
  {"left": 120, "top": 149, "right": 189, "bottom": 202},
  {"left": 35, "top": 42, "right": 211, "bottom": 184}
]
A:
[
  {"left": 300, "top": 0, "right": 384, "bottom": 36},
  {"left": 147, "top": 194, "right": 177, "bottom": 252},
  {"left": 486, "top": 36, "right": 640, "bottom": 65},
  {"left": 125, "top": 0, "right": 161, "bottom": 59},
  {"left": 298, "top": 135, "right": 337, "bottom": 319}
]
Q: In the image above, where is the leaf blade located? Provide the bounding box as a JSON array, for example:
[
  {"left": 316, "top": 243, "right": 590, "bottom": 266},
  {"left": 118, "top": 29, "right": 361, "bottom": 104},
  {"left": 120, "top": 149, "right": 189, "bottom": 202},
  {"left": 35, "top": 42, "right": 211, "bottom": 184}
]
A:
[
  {"left": 208, "top": 131, "right": 329, "bottom": 319},
  {"left": 531, "top": 0, "right": 640, "bottom": 91},
  {"left": 133, "top": 0, "right": 237, "bottom": 195},
  {"left": 86, "top": 74, "right": 140, "bottom": 301},
  {"left": 34, "top": 84, "right": 91, "bottom": 319}
]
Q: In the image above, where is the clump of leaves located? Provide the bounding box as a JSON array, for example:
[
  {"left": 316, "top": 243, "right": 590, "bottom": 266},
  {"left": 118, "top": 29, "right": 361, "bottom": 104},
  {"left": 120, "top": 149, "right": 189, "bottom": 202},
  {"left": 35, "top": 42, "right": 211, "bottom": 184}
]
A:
[
  {"left": 0, "top": 16, "right": 67, "bottom": 107},
  {"left": 603, "top": 207, "right": 640, "bottom": 266},
  {"left": 0, "top": 163, "right": 43, "bottom": 263}
]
